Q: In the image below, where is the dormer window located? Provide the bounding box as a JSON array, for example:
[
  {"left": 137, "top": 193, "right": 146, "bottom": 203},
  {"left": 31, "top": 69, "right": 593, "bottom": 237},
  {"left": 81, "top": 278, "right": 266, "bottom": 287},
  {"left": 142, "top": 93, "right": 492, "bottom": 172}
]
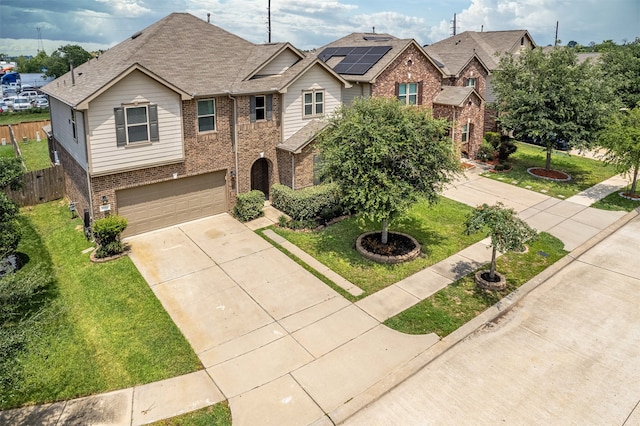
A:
[{"left": 465, "top": 78, "right": 476, "bottom": 88}]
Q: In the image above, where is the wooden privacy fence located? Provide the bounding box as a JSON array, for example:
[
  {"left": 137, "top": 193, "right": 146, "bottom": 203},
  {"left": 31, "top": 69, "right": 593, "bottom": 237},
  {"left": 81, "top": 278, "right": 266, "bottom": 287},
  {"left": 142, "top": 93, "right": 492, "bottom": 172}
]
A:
[
  {"left": 4, "top": 165, "right": 65, "bottom": 207},
  {"left": 0, "top": 120, "right": 51, "bottom": 145}
]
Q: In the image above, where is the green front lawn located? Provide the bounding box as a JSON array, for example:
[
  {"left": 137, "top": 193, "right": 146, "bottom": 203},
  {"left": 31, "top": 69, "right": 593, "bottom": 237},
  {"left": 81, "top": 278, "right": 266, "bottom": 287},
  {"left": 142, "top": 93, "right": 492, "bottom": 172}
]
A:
[
  {"left": 384, "top": 232, "right": 567, "bottom": 337},
  {"left": 481, "top": 142, "right": 618, "bottom": 199},
  {"left": 17, "top": 139, "right": 51, "bottom": 171},
  {"left": 1, "top": 201, "right": 201, "bottom": 410},
  {"left": 267, "top": 197, "right": 485, "bottom": 297}
]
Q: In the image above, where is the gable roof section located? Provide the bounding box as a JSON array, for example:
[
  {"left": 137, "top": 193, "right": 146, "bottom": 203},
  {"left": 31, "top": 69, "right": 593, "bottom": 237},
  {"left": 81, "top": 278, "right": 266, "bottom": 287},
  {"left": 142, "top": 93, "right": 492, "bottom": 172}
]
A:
[
  {"left": 42, "top": 13, "right": 348, "bottom": 108},
  {"left": 277, "top": 119, "right": 329, "bottom": 153},
  {"left": 433, "top": 86, "right": 482, "bottom": 107},
  {"left": 425, "top": 30, "right": 535, "bottom": 74},
  {"left": 315, "top": 33, "right": 445, "bottom": 83}
]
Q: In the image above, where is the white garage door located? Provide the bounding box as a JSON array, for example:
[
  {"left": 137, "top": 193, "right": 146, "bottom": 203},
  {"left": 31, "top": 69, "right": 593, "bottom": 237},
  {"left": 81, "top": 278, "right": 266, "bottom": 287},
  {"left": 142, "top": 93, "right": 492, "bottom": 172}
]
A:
[{"left": 117, "top": 172, "right": 227, "bottom": 236}]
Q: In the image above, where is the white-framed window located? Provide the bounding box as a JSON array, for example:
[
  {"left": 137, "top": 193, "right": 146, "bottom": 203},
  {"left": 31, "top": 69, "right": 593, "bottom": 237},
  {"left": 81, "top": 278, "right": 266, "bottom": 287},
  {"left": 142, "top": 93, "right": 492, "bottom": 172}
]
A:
[
  {"left": 465, "top": 78, "right": 476, "bottom": 88},
  {"left": 461, "top": 123, "right": 470, "bottom": 143},
  {"left": 114, "top": 104, "right": 159, "bottom": 146},
  {"left": 398, "top": 83, "right": 418, "bottom": 105},
  {"left": 303, "top": 90, "right": 324, "bottom": 117},
  {"left": 197, "top": 99, "right": 216, "bottom": 132}
]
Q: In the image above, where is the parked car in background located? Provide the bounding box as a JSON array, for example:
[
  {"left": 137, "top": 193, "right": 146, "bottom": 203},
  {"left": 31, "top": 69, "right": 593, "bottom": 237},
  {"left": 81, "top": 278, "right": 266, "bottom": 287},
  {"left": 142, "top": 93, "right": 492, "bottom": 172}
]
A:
[
  {"left": 11, "top": 97, "right": 32, "bottom": 111},
  {"left": 19, "top": 90, "right": 39, "bottom": 101},
  {"left": 32, "top": 97, "right": 49, "bottom": 109},
  {"left": 0, "top": 101, "right": 8, "bottom": 113},
  {"left": 2, "top": 96, "right": 16, "bottom": 109}
]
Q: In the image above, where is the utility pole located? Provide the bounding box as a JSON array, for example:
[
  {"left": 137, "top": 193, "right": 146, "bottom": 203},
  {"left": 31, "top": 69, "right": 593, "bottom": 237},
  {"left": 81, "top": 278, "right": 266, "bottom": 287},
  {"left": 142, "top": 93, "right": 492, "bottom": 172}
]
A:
[
  {"left": 268, "top": 0, "right": 271, "bottom": 43},
  {"left": 37, "top": 27, "right": 45, "bottom": 53},
  {"left": 451, "top": 13, "right": 457, "bottom": 36},
  {"left": 554, "top": 21, "right": 559, "bottom": 46}
]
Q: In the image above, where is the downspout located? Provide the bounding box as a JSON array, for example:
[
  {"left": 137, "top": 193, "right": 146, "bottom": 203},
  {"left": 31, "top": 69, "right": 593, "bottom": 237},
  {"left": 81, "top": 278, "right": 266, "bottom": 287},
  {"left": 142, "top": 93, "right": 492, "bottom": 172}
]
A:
[
  {"left": 83, "top": 109, "right": 94, "bottom": 221},
  {"left": 291, "top": 152, "right": 295, "bottom": 189},
  {"left": 451, "top": 106, "right": 456, "bottom": 145},
  {"left": 227, "top": 93, "right": 239, "bottom": 194}
]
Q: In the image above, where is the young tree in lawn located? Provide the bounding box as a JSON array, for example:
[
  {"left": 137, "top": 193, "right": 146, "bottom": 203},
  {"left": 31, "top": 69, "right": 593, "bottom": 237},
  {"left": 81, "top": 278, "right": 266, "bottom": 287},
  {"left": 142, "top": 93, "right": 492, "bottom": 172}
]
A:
[
  {"left": 465, "top": 202, "right": 537, "bottom": 282},
  {"left": 492, "top": 47, "right": 614, "bottom": 171},
  {"left": 599, "top": 106, "right": 640, "bottom": 196},
  {"left": 318, "top": 96, "right": 461, "bottom": 244}
]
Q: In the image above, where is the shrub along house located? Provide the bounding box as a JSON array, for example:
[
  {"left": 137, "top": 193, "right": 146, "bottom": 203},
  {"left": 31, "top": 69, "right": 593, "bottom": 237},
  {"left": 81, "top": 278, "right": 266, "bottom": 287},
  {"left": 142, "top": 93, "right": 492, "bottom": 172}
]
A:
[
  {"left": 315, "top": 32, "right": 489, "bottom": 158},
  {"left": 42, "top": 12, "right": 348, "bottom": 236}
]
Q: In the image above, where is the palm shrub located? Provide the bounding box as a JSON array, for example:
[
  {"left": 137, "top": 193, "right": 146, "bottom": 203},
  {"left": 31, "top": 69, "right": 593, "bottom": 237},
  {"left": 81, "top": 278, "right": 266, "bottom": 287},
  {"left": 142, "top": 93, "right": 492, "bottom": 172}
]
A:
[{"left": 93, "top": 215, "right": 128, "bottom": 258}]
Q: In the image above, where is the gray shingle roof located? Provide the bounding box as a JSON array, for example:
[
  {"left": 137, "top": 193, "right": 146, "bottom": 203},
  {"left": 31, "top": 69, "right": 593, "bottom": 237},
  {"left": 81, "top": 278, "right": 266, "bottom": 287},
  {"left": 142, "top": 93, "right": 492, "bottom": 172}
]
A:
[
  {"left": 425, "top": 30, "right": 534, "bottom": 74},
  {"left": 277, "top": 119, "right": 329, "bottom": 153},
  {"left": 313, "top": 33, "right": 444, "bottom": 83},
  {"left": 433, "top": 86, "right": 477, "bottom": 107},
  {"left": 42, "top": 13, "right": 343, "bottom": 107}
]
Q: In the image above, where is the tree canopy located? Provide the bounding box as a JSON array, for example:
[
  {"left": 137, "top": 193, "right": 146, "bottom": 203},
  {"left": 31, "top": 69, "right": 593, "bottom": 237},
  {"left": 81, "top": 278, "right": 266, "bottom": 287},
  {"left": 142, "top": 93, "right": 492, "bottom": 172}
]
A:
[
  {"left": 15, "top": 44, "right": 94, "bottom": 78},
  {"left": 600, "top": 38, "right": 640, "bottom": 110},
  {"left": 492, "top": 47, "right": 614, "bottom": 170},
  {"left": 599, "top": 106, "right": 640, "bottom": 195},
  {"left": 318, "top": 96, "right": 461, "bottom": 243},
  {"left": 0, "top": 158, "right": 23, "bottom": 259}
]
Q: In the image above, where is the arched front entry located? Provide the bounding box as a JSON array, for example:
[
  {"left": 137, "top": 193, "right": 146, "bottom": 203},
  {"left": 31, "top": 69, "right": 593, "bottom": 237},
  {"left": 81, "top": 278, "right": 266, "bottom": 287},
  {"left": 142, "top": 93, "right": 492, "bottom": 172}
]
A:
[{"left": 250, "top": 158, "right": 270, "bottom": 198}]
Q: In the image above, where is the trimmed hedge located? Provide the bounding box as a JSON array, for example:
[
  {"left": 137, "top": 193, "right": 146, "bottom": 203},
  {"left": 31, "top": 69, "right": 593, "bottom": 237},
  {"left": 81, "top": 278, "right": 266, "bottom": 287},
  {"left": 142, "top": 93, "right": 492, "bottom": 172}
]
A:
[
  {"left": 271, "top": 183, "right": 341, "bottom": 221},
  {"left": 93, "top": 215, "right": 128, "bottom": 258},
  {"left": 233, "top": 190, "right": 265, "bottom": 222}
]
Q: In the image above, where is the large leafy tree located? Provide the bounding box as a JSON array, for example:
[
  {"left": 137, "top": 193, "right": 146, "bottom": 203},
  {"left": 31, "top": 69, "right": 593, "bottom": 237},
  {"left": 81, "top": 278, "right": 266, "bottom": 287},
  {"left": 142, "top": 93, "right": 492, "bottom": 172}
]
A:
[
  {"left": 318, "top": 96, "right": 461, "bottom": 244},
  {"left": 45, "top": 44, "right": 93, "bottom": 78},
  {"left": 600, "top": 38, "right": 640, "bottom": 110},
  {"left": 493, "top": 47, "right": 614, "bottom": 171},
  {"left": 599, "top": 106, "right": 640, "bottom": 196}
]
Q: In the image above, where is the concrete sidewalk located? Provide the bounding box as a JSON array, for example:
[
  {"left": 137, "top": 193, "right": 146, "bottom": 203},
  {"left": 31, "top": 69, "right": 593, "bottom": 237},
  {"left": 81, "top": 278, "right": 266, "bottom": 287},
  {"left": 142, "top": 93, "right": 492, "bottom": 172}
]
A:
[{"left": 1, "top": 168, "right": 634, "bottom": 426}]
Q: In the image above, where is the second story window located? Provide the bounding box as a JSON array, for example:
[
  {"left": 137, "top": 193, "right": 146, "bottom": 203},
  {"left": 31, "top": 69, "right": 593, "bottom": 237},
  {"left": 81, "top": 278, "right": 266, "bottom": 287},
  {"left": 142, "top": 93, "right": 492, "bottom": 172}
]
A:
[
  {"left": 303, "top": 90, "right": 324, "bottom": 117},
  {"left": 250, "top": 95, "right": 273, "bottom": 122},
  {"left": 465, "top": 78, "right": 476, "bottom": 88},
  {"left": 197, "top": 99, "right": 216, "bottom": 132},
  {"left": 71, "top": 110, "right": 77, "bottom": 141},
  {"left": 115, "top": 104, "right": 159, "bottom": 147},
  {"left": 398, "top": 83, "right": 418, "bottom": 105}
]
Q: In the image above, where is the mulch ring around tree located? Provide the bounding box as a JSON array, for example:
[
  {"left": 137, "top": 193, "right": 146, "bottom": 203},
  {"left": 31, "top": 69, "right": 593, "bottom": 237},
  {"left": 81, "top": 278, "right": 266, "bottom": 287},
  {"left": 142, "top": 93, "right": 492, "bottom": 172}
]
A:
[
  {"left": 619, "top": 191, "right": 640, "bottom": 201},
  {"left": 527, "top": 167, "right": 571, "bottom": 182}
]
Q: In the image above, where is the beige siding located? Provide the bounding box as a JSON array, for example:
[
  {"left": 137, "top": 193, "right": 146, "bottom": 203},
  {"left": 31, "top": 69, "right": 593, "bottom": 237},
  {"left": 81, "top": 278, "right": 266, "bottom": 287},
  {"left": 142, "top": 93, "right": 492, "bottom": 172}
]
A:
[
  {"left": 282, "top": 64, "right": 342, "bottom": 140},
  {"left": 259, "top": 49, "right": 301, "bottom": 75},
  {"left": 50, "top": 97, "right": 88, "bottom": 170},
  {"left": 342, "top": 83, "right": 371, "bottom": 105},
  {"left": 87, "top": 70, "right": 184, "bottom": 175}
]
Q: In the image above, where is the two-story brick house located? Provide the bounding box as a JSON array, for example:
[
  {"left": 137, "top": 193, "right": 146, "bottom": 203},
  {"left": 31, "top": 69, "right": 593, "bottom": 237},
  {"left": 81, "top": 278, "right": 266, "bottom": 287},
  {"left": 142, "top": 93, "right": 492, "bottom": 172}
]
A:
[
  {"left": 42, "top": 13, "right": 348, "bottom": 236},
  {"left": 314, "top": 33, "right": 489, "bottom": 158}
]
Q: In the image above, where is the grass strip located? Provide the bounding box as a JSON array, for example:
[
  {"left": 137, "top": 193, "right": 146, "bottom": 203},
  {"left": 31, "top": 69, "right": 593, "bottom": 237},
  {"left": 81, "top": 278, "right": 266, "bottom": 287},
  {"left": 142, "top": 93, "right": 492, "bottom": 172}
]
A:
[
  {"left": 591, "top": 186, "right": 640, "bottom": 212},
  {"left": 149, "top": 401, "right": 232, "bottom": 426},
  {"left": 17, "top": 139, "right": 51, "bottom": 171},
  {"left": 384, "top": 232, "right": 567, "bottom": 337}
]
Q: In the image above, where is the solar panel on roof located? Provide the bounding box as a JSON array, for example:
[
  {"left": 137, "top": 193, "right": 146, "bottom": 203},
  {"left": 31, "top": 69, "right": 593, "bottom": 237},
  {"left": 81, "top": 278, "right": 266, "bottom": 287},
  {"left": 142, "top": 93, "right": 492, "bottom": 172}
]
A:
[{"left": 317, "top": 45, "right": 393, "bottom": 75}]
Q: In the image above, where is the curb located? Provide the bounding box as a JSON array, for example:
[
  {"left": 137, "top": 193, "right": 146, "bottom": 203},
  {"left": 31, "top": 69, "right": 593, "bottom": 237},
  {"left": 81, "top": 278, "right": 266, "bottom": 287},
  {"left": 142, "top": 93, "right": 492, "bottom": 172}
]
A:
[{"left": 330, "top": 207, "right": 639, "bottom": 425}]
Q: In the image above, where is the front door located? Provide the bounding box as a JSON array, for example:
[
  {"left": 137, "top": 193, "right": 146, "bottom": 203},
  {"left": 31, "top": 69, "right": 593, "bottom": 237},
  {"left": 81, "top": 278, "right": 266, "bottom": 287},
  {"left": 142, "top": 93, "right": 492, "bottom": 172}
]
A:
[{"left": 250, "top": 158, "right": 270, "bottom": 198}]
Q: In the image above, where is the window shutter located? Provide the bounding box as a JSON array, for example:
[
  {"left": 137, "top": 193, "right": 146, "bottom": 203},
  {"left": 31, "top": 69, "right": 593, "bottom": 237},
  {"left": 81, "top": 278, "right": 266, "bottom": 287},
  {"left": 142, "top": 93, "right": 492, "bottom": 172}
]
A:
[
  {"left": 417, "top": 81, "right": 423, "bottom": 105},
  {"left": 394, "top": 82, "right": 399, "bottom": 98},
  {"left": 250, "top": 96, "right": 256, "bottom": 122},
  {"left": 266, "top": 95, "right": 273, "bottom": 121},
  {"left": 114, "top": 107, "right": 126, "bottom": 146},
  {"left": 149, "top": 104, "right": 159, "bottom": 142}
]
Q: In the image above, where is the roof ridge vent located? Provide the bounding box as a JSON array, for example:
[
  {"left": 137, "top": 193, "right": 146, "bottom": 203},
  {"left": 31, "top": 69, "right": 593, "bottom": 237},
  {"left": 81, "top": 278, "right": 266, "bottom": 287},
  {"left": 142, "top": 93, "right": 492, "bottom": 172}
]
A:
[{"left": 131, "top": 31, "right": 143, "bottom": 40}]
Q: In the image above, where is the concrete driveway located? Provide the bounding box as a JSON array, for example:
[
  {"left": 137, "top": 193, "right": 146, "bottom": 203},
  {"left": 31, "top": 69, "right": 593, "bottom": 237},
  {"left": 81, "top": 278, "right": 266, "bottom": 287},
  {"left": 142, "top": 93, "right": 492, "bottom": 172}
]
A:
[{"left": 126, "top": 213, "right": 440, "bottom": 425}]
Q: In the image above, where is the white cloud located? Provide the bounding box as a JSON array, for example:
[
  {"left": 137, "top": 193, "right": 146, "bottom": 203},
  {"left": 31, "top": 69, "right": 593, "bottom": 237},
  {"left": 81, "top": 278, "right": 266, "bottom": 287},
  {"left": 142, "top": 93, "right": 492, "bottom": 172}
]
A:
[{"left": 95, "top": 0, "right": 151, "bottom": 17}]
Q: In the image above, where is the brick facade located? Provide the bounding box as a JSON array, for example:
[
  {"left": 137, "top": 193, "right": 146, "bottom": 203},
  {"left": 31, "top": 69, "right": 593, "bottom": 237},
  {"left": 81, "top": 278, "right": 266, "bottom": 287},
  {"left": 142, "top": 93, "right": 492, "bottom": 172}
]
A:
[
  {"left": 370, "top": 43, "right": 442, "bottom": 109},
  {"left": 54, "top": 139, "right": 90, "bottom": 216},
  {"left": 432, "top": 91, "right": 485, "bottom": 158}
]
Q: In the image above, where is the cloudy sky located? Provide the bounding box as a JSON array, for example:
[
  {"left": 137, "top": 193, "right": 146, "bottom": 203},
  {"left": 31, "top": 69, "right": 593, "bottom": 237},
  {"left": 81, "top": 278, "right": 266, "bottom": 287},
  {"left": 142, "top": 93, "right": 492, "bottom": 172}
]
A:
[{"left": 0, "top": 0, "right": 638, "bottom": 57}]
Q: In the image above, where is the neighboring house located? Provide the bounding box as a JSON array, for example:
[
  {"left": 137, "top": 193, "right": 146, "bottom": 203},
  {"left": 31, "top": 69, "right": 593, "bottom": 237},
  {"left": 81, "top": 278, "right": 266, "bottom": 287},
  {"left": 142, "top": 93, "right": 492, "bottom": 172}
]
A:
[
  {"left": 425, "top": 30, "right": 536, "bottom": 133},
  {"left": 315, "top": 33, "right": 488, "bottom": 158},
  {"left": 42, "top": 13, "right": 348, "bottom": 236}
]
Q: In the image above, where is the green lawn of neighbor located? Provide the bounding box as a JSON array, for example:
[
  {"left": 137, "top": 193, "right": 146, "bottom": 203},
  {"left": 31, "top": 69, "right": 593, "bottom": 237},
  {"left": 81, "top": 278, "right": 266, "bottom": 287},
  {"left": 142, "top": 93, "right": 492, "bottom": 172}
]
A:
[
  {"left": 17, "top": 139, "right": 51, "bottom": 171},
  {"left": 0, "top": 201, "right": 201, "bottom": 410},
  {"left": 0, "top": 111, "right": 50, "bottom": 125},
  {"left": 480, "top": 142, "right": 618, "bottom": 199},
  {"left": 0, "top": 143, "right": 15, "bottom": 159}
]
